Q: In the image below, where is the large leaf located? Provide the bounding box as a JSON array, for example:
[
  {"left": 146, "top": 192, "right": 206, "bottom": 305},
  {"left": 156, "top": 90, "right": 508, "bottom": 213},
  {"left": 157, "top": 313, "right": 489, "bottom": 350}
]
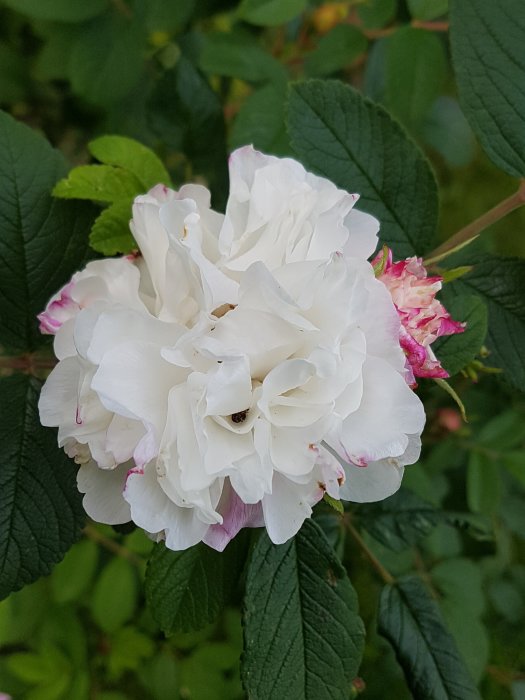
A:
[
  {"left": 242, "top": 519, "right": 365, "bottom": 699},
  {"left": 445, "top": 254, "right": 525, "bottom": 392},
  {"left": 0, "top": 374, "right": 85, "bottom": 600},
  {"left": 288, "top": 80, "right": 438, "bottom": 257},
  {"left": 53, "top": 165, "right": 143, "bottom": 203},
  {"left": 378, "top": 576, "right": 481, "bottom": 700},
  {"left": 145, "top": 536, "right": 248, "bottom": 634},
  {"left": 0, "top": 110, "right": 95, "bottom": 352},
  {"left": 433, "top": 295, "right": 488, "bottom": 376},
  {"left": 450, "top": 0, "right": 525, "bottom": 177}
]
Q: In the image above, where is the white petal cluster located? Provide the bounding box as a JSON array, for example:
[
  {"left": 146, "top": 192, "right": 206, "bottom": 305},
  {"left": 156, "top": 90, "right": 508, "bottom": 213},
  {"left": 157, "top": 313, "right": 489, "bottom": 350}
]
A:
[{"left": 39, "top": 147, "right": 425, "bottom": 550}]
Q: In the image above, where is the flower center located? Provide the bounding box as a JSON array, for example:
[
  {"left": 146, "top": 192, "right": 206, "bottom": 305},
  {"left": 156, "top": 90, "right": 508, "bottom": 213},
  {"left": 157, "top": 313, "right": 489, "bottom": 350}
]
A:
[
  {"left": 212, "top": 303, "right": 237, "bottom": 318},
  {"left": 231, "top": 410, "right": 248, "bottom": 424}
]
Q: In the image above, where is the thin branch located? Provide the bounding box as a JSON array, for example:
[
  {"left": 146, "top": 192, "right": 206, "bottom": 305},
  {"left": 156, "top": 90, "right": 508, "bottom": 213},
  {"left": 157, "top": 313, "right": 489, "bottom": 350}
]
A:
[
  {"left": 411, "top": 20, "right": 449, "bottom": 31},
  {"left": 345, "top": 517, "right": 395, "bottom": 585},
  {"left": 424, "top": 179, "right": 525, "bottom": 266},
  {"left": 84, "top": 523, "right": 144, "bottom": 567}
]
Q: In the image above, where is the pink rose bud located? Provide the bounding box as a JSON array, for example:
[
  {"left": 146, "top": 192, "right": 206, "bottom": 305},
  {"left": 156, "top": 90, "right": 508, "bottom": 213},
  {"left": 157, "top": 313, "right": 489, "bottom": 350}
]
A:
[{"left": 373, "top": 247, "right": 465, "bottom": 385}]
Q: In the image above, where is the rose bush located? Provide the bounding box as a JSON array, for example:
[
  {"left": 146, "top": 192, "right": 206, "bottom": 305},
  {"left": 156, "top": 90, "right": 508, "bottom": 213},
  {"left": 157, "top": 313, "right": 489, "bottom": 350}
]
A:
[{"left": 38, "top": 147, "right": 427, "bottom": 550}]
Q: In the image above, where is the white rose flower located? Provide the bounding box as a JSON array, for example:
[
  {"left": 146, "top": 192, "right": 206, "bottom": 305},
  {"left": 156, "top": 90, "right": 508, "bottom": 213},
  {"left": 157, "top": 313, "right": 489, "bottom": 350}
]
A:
[{"left": 38, "top": 146, "right": 425, "bottom": 550}]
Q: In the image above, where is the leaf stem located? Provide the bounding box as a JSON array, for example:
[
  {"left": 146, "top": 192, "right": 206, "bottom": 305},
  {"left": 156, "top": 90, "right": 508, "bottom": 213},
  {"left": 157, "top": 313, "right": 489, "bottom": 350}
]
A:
[
  {"left": 345, "top": 518, "right": 395, "bottom": 585},
  {"left": 424, "top": 179, "right": 525, "bottom": 265},
  {"left": 84, "top": 523, "right": 144, "bottom": 567}
]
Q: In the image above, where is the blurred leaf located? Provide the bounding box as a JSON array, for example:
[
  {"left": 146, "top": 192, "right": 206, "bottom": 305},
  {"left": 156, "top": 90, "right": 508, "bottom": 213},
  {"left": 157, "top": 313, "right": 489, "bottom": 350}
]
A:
[
  {"left": 385, "top": 27, "right": 447, "bottom": 129},
  {"left": 0, "top": 0, "right": 108, "bottom": 22},
  {"left": 304, "top": 25, "right": 367, "bottom": 77},
  {"left": 230, "top": 84, "right": 290, "bottom": 154},
  {"left": 502, "top": 451, "right": 525, "bottom": 487},
  {"left": 50, "top": 539, "right": 99, "bottom": 604},
  {"left": 91, "top": 557, "right": 138, "bottom": 633},
  {"left": 363, "top": 36, "right": 387, "bottom": 102},
  {"left": 69, "top": 11, "right": 145, "bottom": 106},
  {"left": 477, "top": 409, "right": 525, "bottom": 450},
  {"left": 237, "top": 0, "right": 308, "bottom": 26},
  {"left": 431, "top": 558, "right": 485, "bottom": 618},
  {"left": 140, "top": 651, "right": 180, "bottom": 700},
  {"left": 145, "top": 536, "right": 248, "bottom": 635},
  {"left": 147, "top": 56, "right": 228, "bottom": 208},
  {"left": 89, "top": 199, "right": 136, "bottom": 255},
  {"left": 450, "top": 0, "right": 525, "bottom": 177},
  {"left": 88, "top": 135, "right": 171, "bottom": 189},
  {"left": 0, "top": 375, "right": 84, "bottom": 600},
  {"left": 357, "top": 0, "right": 397, "bottom": 28},
  {"left": 107, "top": 626, "right": 155, "bottom": 679},
  {"left": 181, "top": 642, "right": 241, "bottom": 700},
  {"left": 0, "top": 110, "right": 94, "bottom": 352},
  {"left": 0, "top": 42, "right": 30, "bottom": 102},
  {"left": 378, "top": 576, "right": 481, "bottom": 699},
  {"left": 407, "top": 0, "right": 448, "bottom": 19},
  {"left": 288, "top": 80, "right": 439, "bottom": 257},
  {"left": 422, "top": 97, "right": 476, "bottom": 168},
  {"left": 34, "top": 26, "right": 78, "bottom": 81},
  {"left": 242, "top": 519, "right": 364, "bottom": 699},
  {"left": 199, "top": 31, "right": 286, "bottom": 83},
  {"left": 433, "top": 295, "right": 488, "bottom": 376},
  {"left": 467, "top": 451, "right": 501, "bottom": 516},
  {"left": 446, "top": 254, "right": 525, "bottom": 392},
  {"left": 145, "top": 0, "right": 196, "bottom": 32},
  {"left": 53, "top": 165, "right": 142, "bottom": 203}
]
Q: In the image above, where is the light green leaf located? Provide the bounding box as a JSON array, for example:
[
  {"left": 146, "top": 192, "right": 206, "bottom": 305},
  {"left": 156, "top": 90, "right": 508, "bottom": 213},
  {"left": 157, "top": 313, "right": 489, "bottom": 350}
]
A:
[
  {"left": 0, "top": 110, "right": 94, "bottom": 352},
  {"left": 305, "top": 25, "right": 367, "bottom": 77},
  {"left": 467, "top": 451, "right": 501, "bottom": 516},
  {"left": 378, "top": 576, "right": 481, "bottom": 700},
  {"left": 199, "top": 32, "right": 286, "bottom": 83},
  {"left": 53, "top": 165, "right": 143, "bottom": 203},
  {"left": 432, "top": 295, "right": 488, "bottom": 376},
  {"left": 242, "top": 519, "right": 364, "bottom": 699},
  {"left": 0, "top": 375, "right": 85, "bottom": 601},
  {"left": 89, "top": 135, "right": 170, "bottom": 190},
  {"left": 358, "top": 0, "right": 397, "bottom": 29},
  {"left": 89, "top": 200, "right": 135, "bottom": 255},
  {"left": 407, "top": 0, "right": 448, "bottom": 20},
  {"left": 145, "top": 536, "right": 248, "bottom": 634},
  {"left": 385, "top": 27, "right": 447, "bottom": 129},
  {"left": 288, "top": 80, "right": 439, "bottom": 257},
  {"left": 450, "top": 0, "right": 525, "bottom": 177},
  {"left": 91, "top": 557, "right": 138, "bottom": 633},
  {"left": 50, "top": 539, "right": 99, "bottom": 604},
  {"left": 0, "top": 0, "right": 108, "bottom": 22},
  {"left": 237, "top": 0, "right": 308, "bottom": 26}
]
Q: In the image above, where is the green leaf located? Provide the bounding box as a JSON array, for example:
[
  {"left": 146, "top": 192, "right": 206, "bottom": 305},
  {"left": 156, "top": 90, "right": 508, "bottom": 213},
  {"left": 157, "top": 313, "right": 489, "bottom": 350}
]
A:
[
  {"left": 378, "top": 576, "right": 481, "bottom": 700},
  {"left": 445, "top": 254, "right": 525, "bottom": 392},
  {"left": 230, "top": 84, "right": 290, "bottom": 155},
  {"left": 407, "top": 0, "right": 448, "bottom": 20},
  {"left": 0, "top": 374, "right": 84, "bottom": 600},
  {"left": 145, "top": 0, "right": 196, "bottom": 32},
  {"left": 305, "top": 25, "right": 367, "bottom": 77},
  {"left": 385, "top": 27, "right": 447, "bottom": 129},
  {"left": 467, "top": 452, "right": 501, "bottom": 516},
  {"left": 357, "top": 0, "right": 397, "bottom": 29},
  {"left": 432, "top": 295, "right": 488, "bottom": 376},
  {"left": 53, "top": 165, "right": 143, "bottom": 203},
  {"left": 237, "top": 0, "right": 308, "bottom": 26},
  {"left": 288, "top": 80, "right": 439, "bottom": 257},
  {"left": 477, "top": 409, "right": 525, "bottom": 450},
  {"left": 0, "top": 110, "right": 95, "bottom": 352},
  {"left": 0, "top": 0, "right": 108, "bottom": 22},
  {"left": 242, "top": 519, "right": 365, "bottom": 699},
  {"left": 88, "top": 135, "right": 171, "bottom": 190},
  {"left": 422, "top": 97, "right": 476, "bottom": 169},
  {"left": 50, "top": 539, "right": 99, "bottom": 604},
  {"left": 0, "top": 42, "right": 30, "bottom": 102},
  {"left": 450, "top": 0, "right": 525, "bottom": 177},
  {"left": 69, "top": 12, "right": 145, "bottom": 106},
  {"left": 145, "top": 536, "right": 248, "bottom": 635},
  {"left": 199, "top": 32, "right": 286, "bottom": 83},
  {"left": 91, "top": 557, "right": 138, "bottom": 633},
  {"left": 89, "top": 199, "right": 136, "bottom": 255}
]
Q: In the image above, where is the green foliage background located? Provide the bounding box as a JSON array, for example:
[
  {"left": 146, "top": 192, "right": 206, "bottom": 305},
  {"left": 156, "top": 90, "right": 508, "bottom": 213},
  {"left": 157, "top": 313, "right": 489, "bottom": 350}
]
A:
[{"left": 1, "top": 0, "right": 525, "bottom": 698}]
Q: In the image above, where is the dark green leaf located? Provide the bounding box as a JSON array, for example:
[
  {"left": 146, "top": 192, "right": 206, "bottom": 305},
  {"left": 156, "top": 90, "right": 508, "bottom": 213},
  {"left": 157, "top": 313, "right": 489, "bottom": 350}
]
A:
[
  {"left": 145, "top": 0, "right": 196, "bottom": 32},
  {"left": 237, "top": 0, "right": 307, "bottom": 26},
  {"left": 385, "top": 27, "right": 447, "bottom": 129},
  {"left": 433, "top": 295, "right": 488, "bottom": 376},
  {"left": 305, "top": 25, "right": 367, "bottom": 77},
  {"left": 422, "top": 97, "right": 476, "bottom": 168},
  {"left": 0, "top": 110, "right": 95, "bottom": 352},
  {"left": 53, "top": 165, "right": 143, "bottom": 203},
  {"left": 0, "top": 43, "right": 30, "bottom": 102},
  {"left": 0, "top": 0, "right": 108, "bottom": 22},
  {"left": 378, "top": 576, "right": 481, "bottom": 700},
  {"left": 288, "top": 80, "right": 439, "bottom": 257},
  {"left": 445, "top": 254, "right": 525, "bottom": 392},
  {"left": 407, "top": 0, "right": 448, "bottom": 20},
  {"left": 242, "top": 519, "right": 364, "bottom": 699},
  {"left": 0, "top": 374, "right": 85, "bottom": 600},
  {"left": 89, "top": 199, "right": 136, "bottom": 255},
  {"left": 357, "top": 0, "right": 397, "bottom": 29},
  {"left": 450, "top": 0, "right": 525, "bottom": 177},
  {"left": 199, "top": 32, "right": 286, "bottom": 83},
  {"left": 88, "top": 135, "right": 171, "bottom": 190},
  {"left": 145, "top": 536, "right": 248, "bottom": 634},
  {"left": 231, "top": 84, "right": 291, "bottom": 155}
]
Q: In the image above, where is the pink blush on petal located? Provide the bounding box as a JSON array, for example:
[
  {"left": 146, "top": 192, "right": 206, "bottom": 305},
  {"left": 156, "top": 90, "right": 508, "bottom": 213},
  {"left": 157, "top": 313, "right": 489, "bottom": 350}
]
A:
[{"left": 203, "top": 487, "right": 263, "bottom": 552}]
